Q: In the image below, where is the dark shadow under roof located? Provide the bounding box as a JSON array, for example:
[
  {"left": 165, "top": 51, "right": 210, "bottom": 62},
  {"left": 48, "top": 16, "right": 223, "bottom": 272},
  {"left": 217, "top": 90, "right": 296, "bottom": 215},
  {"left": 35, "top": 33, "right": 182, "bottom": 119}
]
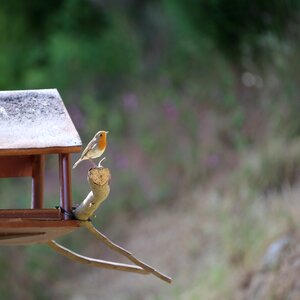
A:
[{"left": 0, "top": 89, "right": 82, "bottom": 154}]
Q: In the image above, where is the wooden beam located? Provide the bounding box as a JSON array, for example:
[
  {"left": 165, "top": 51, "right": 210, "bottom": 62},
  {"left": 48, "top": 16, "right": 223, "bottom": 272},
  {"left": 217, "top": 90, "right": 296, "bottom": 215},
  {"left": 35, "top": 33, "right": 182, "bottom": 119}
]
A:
[
  {"left": 0, "top": 209, "right": 61, "bottom": 219},
  {"left": 59, "top": 153, "right": 72, "bottom": 219},
  {"left": 32, "top": 155, "right": 45, "bottom": 209},
  {"left": 0, "top": 146, "right": 81, "bottom": 156}
]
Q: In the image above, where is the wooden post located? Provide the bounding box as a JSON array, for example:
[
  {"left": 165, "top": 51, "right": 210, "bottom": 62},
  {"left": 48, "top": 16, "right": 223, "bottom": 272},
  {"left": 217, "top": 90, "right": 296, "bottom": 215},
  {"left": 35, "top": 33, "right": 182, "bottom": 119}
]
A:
[
  {"left": 31, "top": 155, "right": 45, "bottom": 209},
  {"left": 59, "top": 153, "right": 72, "bottom": 219}
]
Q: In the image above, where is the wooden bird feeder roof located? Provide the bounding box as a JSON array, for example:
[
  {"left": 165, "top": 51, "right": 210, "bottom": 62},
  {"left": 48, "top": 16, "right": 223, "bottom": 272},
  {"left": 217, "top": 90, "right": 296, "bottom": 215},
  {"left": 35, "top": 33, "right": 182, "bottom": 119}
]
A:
[
  {"left": 0, "top": 89, "right": 82, "bottom": 155},
  {"left": 0, "top": 89, "right": 82, "bottom": 246}
]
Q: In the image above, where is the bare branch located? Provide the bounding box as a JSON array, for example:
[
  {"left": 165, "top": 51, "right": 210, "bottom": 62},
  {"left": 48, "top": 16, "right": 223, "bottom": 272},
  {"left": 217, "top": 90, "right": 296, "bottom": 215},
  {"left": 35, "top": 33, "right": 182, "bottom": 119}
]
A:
[
  {"left": 47, "top": 240, "right": 149, "bottom": 275},
  {"left": 81, "top": 221, "right": 172, "bottom": 284}
]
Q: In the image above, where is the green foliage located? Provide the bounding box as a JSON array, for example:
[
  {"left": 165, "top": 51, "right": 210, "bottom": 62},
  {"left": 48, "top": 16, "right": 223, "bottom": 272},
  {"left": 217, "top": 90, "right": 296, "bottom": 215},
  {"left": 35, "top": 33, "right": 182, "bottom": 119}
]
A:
[
  {"left": 0, "top": 0, "right": 140, "bottom": 90},
  {"left": 176, "top": 0, "right": 300, "bottom": 64},
  {"left": 56, "top": 0, "right": 108, "bottom": 37}
]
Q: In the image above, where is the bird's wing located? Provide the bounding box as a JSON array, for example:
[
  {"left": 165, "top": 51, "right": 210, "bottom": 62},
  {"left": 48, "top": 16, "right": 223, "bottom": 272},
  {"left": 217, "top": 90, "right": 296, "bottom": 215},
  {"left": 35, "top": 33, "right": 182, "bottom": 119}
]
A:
[{"left": 80, "top": 138, "right": 97, "bottom": 158}]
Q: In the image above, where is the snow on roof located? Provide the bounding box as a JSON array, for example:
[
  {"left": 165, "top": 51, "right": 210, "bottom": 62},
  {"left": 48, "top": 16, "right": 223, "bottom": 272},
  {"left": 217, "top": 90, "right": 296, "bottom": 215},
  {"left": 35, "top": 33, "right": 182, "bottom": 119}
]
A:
[{"left": 0, "top": 89, "right": 82, "bottom": 153}]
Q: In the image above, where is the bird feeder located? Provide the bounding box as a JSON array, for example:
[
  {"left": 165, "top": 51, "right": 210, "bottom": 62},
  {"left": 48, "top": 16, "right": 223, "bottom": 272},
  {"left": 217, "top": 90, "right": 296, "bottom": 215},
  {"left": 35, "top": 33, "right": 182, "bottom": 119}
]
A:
[
  {"left": 0, "top": 89, "right": 172, "bottom": 283},
  {"left": 0, "top": 89, "right": 82, "bottom": 245}
]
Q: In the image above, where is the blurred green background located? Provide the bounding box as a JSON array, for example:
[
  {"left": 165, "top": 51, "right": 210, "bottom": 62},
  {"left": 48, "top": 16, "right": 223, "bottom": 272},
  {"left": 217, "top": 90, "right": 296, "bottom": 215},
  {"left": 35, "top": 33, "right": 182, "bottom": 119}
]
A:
[{"left": 1, "top": 1, "right": 300, "bottom": 299}]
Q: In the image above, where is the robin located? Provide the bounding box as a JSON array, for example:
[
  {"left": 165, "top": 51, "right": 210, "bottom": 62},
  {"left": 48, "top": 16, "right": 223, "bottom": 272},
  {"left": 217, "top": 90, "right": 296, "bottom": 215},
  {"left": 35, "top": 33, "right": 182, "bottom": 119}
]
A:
[{"left": 73, "top": 130, "right": 109, "bottom": 169}]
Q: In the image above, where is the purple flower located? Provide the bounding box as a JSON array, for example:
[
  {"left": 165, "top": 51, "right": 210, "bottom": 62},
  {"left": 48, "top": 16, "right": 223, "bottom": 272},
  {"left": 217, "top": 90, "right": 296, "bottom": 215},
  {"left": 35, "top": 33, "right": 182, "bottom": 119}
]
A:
[
  {"left": 122, "top": 93, "right": 138, "bottom": 111},
  {"left": 116, "top": 154, "right": 129, "bottom": 169},
  {"left": 163, "top": 100, "right": 178, "bottom": 121},
  {"left": 204, "top": 153, "right": 220, "bottom": 168}
]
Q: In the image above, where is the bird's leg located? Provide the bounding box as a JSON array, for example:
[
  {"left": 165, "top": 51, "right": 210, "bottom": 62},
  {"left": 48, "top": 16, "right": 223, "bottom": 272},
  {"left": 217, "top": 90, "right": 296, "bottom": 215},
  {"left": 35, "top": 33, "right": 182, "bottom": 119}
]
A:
[
  {"left": 98, "top": 157, "right": 106, "bottom": 168},
  {"left": 88, "top": 158, "right": 98, "bottom": 168}
]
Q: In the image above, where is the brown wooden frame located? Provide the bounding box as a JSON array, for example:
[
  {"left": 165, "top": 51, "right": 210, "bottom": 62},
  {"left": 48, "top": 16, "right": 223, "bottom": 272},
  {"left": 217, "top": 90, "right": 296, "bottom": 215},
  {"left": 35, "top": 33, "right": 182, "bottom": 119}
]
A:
[
  {"left": 0, "top": 151, "right": 75, "bottom": 219},
  {"left": 0, "top": 152, "right": 79, "bottom": 245}
]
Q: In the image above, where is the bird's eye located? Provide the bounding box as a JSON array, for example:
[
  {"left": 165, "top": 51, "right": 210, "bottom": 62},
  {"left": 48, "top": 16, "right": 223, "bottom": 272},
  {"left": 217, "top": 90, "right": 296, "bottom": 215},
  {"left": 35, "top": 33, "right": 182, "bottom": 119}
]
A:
[{"left": 100, "top": 134, "right": 102, "bottom": 137}]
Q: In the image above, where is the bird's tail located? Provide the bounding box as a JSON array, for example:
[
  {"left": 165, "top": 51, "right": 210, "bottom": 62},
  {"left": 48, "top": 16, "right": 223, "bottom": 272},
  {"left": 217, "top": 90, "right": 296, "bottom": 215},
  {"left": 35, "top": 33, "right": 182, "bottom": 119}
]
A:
[{"left": 72, "top": 159, "right": 82, "bottom": 169}]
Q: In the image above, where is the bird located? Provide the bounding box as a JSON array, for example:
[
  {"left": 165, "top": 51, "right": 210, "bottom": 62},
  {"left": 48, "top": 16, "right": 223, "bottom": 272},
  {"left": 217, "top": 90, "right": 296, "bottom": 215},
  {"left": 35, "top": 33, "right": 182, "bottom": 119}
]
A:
[{"left": 73, "top": 130, "right": 109, "bottom": 169}]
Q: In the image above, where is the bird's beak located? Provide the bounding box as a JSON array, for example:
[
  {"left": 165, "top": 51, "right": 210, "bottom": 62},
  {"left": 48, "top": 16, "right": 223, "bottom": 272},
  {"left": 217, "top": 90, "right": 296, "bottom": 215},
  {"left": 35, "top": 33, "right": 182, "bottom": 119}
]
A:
[{"left": 106, "top": 131, "right": 109, "bottom": 134}]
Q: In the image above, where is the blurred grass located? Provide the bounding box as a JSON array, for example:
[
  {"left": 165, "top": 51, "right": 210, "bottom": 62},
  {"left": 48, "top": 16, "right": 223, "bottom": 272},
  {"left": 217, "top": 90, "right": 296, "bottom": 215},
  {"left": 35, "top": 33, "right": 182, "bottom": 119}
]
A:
[
  {"left": 236, "top": 138, "right": 300, "bottom": 195},
  {"left": 163, "top": 149, "right": 300, "bottom": 300}
]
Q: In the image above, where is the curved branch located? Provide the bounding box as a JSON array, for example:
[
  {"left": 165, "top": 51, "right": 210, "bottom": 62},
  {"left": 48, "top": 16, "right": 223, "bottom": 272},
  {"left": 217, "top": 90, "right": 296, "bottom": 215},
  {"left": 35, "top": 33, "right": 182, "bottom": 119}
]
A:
[
  {"left": 81, "top": 221, "right": 172, "bottom": 284},
  {"left": 47, "top": 240, "right": 149, "bottom": 274},
  {"left": 73, "top": 167, "right": 111, "bottom": 220}
]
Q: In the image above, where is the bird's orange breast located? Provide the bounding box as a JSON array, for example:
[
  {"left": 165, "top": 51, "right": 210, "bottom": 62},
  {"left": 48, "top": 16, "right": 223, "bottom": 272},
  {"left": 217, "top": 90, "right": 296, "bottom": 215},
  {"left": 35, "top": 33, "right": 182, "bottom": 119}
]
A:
[{"left": 98, "top": 136, "right": 107, "bottom": 151}]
